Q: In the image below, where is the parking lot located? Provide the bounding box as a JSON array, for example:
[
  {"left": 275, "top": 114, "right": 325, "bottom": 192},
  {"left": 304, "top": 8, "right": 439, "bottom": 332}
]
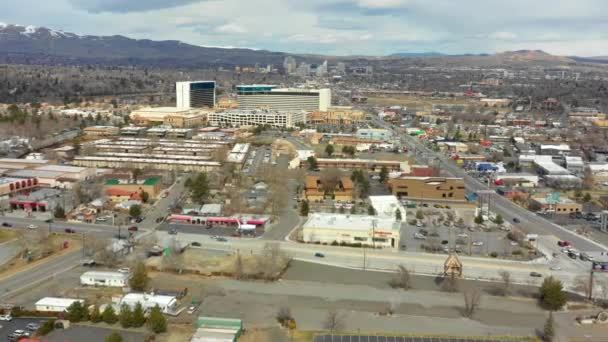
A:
[{"left": 0, "top": 317, "right": 47, "bottom": 340}]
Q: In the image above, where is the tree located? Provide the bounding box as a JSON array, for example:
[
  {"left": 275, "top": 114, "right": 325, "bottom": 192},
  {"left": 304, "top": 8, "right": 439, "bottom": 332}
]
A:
[
  {"left": 106, "top": 332, "right": 123, "bottom": 342},
  {"left": 342, "top": 145, "right": 355, "bottom": 157},
  {"left": 573, "top": 275, "right": 592, "bottom": 298},
  {"left": 38, "top": 319, "right": 55, "bottom": 336},
  {"left": 140, "top": 191, "right": 149, "bottom": 203},
  {"left": 300, "top": 200, "right": 310, "bottom": 216},
  {"left": 498, "top": 270, "right": 511, "bottom": 296},
  {"left": 539, "top": 277, "right": 567, "bottom": 311},
  {"left": 54, "top": 206, "right": 66, "bottom": 219},
  {"left": 148, "top": 305, "right": 167, "bottom": 333},
  {"left": 582, "top": 167, "right": 595, "bottom": 190},
  {"left": 67, "top": 301, "right": 87, "bottom": 322},
  {"left": 234, "top": 254, "right": 244, "bottom": 280},
  {"left": 395, "top": 208, "right": 402, "bottom": 221},
  {"left": 543, "top": 311, "right": 555, "bottom": 342},
  {"left": 307, "top": 156, "right": 318, "bottom": 170},
  {"left": 132, "top": 303, "right": 146, "bottom": 328},
  {"left": 494, "top": 214, "right": 504, "bottom": 225},
  {"left": 129, "top": 262, "right": 149, "bottom": 291},
  {"left": 379, "top": 166, "right": 389, "bottom": 183},
  {"left": 90, "top": 305, "right": 102, "bottom": 323},
  {"left": 583, "top": 193, "right": 592, "bottom": 203},
  {"left": 102, "top": 305, "right": 118, "bottom": 324},
  {"left": 367, "top": 205, "right": 376, "bottom": 215},
  {"left": 276, "top": 306, "right": 293, "bottom": 326},
  {"left": 325, "top": 144, "right": 334, "bottom": 157},
  {"left": 474, "top": 213, "right": 484, "bottom": 225},
  {"left": 463, "top": 287, "right": 482, "bottom": 318},
  {"left": 415, "top": 210, "right": 424, "bottom": 221},
  {"left": 388, "top": 265, "right": 410, "bottom": 290},
  {"left": 186, "top": 173, "right": 210, "bottom": 204},
  {"left": 322, "top": 309, "right": 344, "bottom": 333},
  {"left": 129, "top": 204, "right": 142, "bottom": 218},
  {"left": 119, "top": 304, "right": 133, "bottom": 328}
]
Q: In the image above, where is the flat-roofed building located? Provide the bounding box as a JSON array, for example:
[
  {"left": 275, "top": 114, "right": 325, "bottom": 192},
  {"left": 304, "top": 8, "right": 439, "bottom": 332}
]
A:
[
  {"left": 531, "top": 196, "right": 582, "bottom": 214},
  {"left": 0, "top": 177, "right": 39, "bottom": 197},
  {"left": 207, "top": 109, "right": 307, "bottom": 128},
  {"left": 72, "top": 156, "right": 221, "bottom": 172},
  {"left": 302, "top": 213, "right": 400, "bottom": 248},
  {"left": 130, "top": 107, "right": 207, "bottom": 128},
  {"left": 304, "top": 175, "right": 354, "bottom": 201},
  {"left": 237, "top": 85, "right": 331, "bottom": 112},
  {"left": 83, "top": 126, "right": 119, "bottom": 137},
  {"left": 388, "top": 176, "right": 466, "bottom": 202},
  {"left": 304, "top": 158, "right": 406, "bottom": 173},
  {"left": 309, "top": 106, "right": 366, "bottom": 125},
  {"left": 356, "top": 128, "right": 392, "bottom": 141},
  {"left": 80, "top": 271, "right": 130, "bottom": 287},
  {"left": 176, "top": 81, "right": 216, "bottom": 109}
]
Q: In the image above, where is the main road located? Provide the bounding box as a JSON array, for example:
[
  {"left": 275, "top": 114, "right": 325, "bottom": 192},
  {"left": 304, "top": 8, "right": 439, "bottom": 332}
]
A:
[{"left": 371, "top": 116, "right": 607, "bottom": 256}]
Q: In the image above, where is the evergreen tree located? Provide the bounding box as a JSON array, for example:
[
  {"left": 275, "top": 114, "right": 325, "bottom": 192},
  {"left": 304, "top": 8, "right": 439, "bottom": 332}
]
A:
[
  {"left": 379, "top": 166, "right": 389, "bottom": 183},
  {"left": 494, "top": 214, "right": 504, "bottom": 225},
  {"left": 148, "top": 305, "right": 167, "bottom": 333},
  {"left": 129, "top": 262, "right": 149, "bottom": 291},
  {"left": 367, "top": 205, "right": 376, "bottom": 215},
  {"left": 131, "top": 303, "right": 146, "bottom": 328},
  {"left": 102, "top": 305, "right": 118, "bottom": 324},
  {"left": 90, "top": 305, "right": 102, "bottom": 323},
  {"left": 395, "top": 209, "right": 402, "bottom": 221},
  {"left": 119, "top": 304, "right": 133, "bottom": 328},
  {"left": 54, "top": 206, "right": 66, "bottom": 219},
  {"left": 325, "top": 144, "right": 334, "bottom": 157},
  {"left": 105, "top": 332, "right": 123, "bottom": 342},
  {"left": 299, "top": 200, "right": 309, "bottom": 216},
  {"left": 66, "top": 301, "right": 87, "bottom": 322},
  {"left": 539, "top": 277, "right": 567, "bottom": 311},
  {"left": 543, "top": 311, "right": 555, "bottom": 342}
]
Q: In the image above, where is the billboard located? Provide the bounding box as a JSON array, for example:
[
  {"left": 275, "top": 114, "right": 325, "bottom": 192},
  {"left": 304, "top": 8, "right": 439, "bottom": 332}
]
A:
[{"left": 592, "top": 261, "right": 608, "bottom": 272}]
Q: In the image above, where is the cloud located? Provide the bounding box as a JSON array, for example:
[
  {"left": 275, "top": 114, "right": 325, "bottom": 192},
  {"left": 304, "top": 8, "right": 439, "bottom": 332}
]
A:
[
  {"left": 213, "top": 23, "right": 247, "bottom": 34},
  {"left": 357, "top": 0, "right": 407, "bottom": 8},
  {"left": 286, "top": 32, "right": 372, "bottom": 45},
  {"left": 69, "top": 0, "right": 204, "bottom": 13},
  {"left": 489, "top": 31, "right": 518, "bottom": 41}
]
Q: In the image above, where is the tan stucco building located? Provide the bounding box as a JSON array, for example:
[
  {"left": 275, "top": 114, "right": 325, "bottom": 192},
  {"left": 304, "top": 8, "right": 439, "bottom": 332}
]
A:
[{"left": 388, "top": 176, "right": 466, "bottom": 202}]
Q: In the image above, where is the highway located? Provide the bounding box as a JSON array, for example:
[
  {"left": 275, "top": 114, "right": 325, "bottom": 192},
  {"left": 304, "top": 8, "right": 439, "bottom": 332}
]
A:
[{"left": 371, "top": 116, "right": 608, "bottom": 256}]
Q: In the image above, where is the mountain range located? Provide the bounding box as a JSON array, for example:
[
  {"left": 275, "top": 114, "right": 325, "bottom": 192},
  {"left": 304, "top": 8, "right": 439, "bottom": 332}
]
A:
[{"left": 0, "top": 24, "right": 606, "bottom": 68}]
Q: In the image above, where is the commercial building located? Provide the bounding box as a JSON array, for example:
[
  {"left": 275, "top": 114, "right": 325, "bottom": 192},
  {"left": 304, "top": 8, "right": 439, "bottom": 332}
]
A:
[
  {"left": 176, "top": 81, "right": 216, "bottom": 108},
  {"left": 356, "top": 128, "right": 392, "bottom": 141},
  {"left": 35, "top": 297, "right": 84, "bottom": 312},
  {"left": 227, "top": 143, "right": 250, "bottom": 164},
  {"left": 531, "top": 196, "right": 582, "bottom": 214},
  {"left": 369, "top": 195, "right": 407, "bottom": 220},
  {"left": 494, "top": 173, "right": 539, "bottom": 187},
  {"left": 72, "top": 156, "right": 221, "bottom": 172},
  {"left": 388, "top": 177, "right": 467, "bottom": 202},
  {"left": 0, "top": 177, "right": 39, "bottom": 197},
  {"left": 207, "top": 109, "right": 307, "bottom": 128},
  {"left": 309, "top": 106, "right": 366, "bottom": 125},
  {"left": 305, "top": 158, "right": 406, "bottom": 173},
  {"left": 304, "top": 175, "right": 354, "bottom": 201},
  {"left": 130, "top": 107, "right": 207, "bottom": 128},
  {"left": 236, "top": 85, "right": 331, "bottom": 112},
  {"left": 83, "top": 126, "right": 120, "bottom": 137},
  {"left": 80, "top": 271, "right": 130, "bottom": 287},
  {"left": 302, "top": 213, "right": 400, "bottom": 248}
]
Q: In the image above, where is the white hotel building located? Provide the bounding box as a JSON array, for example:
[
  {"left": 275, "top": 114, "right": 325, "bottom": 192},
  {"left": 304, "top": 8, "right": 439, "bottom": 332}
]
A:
[
  {"left": 236, "top": 85, "right": 331, "bottom": 112},
  {"left": 207, "top": 109, "right": 308, "bottom": 128}
]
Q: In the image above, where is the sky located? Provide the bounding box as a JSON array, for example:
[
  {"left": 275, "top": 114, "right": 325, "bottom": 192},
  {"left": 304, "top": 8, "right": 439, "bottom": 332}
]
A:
[{"left": 1, "top": 0, "right": 607, "bottom": 56}]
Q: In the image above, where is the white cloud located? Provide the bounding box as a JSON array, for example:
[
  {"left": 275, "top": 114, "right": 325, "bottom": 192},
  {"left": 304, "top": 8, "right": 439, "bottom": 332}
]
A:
[
  {"left": 287, "top": 32, "right": 372, "bottom": 44},
  {"left": 213, "top": 23, "right": 247, "bottom": 34},
  {"left": 357, "top": 0, "right": 407, "bottom": 8}
]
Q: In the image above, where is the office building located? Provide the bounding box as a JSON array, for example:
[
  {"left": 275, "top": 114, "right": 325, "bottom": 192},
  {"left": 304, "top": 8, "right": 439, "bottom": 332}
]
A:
[
  {"left": 309, "top": 106, "right": 366, "bottom": 125},
  {"left": 129, "top": 107, "right": 207, "bottom": 128},
  {"left": 283, "top": 56, "right": 297, "bottom": 74},
  {"left": 388, "top": 176, "right": 466, "bottom": 202},
  {"left": 236, "top": 85, "right": 331, "bottom": 112},
  {"left": 176, "top": 81, "right": 216, "bottom": 109},
  {"left": 207, "top": 109, "right": 307, "bottom": 128}
]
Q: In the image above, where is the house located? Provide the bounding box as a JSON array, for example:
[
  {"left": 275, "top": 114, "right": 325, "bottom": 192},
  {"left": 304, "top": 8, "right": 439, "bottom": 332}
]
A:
[
  {"left": 35, "top": 297, "right": 84, "bottom": 312},
  {"left": 119, "top": 293, "right": 177, "bottom": 313},
  {"left": 106, "top": 188, "right": 142, "bottom": 202},
  {"left": 304, "top": 175, "right": 354, "bottom": 201},
  {"left": 80, "top": 271, "right": 130, "bottom": 287}
]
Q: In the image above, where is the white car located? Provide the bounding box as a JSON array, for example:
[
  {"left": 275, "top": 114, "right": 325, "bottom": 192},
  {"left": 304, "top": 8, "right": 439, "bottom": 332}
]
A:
[
  {"left": 117, "top": 268, "right": 131, "bottom": 274},
  {"left": 472, "top": 241, "right": 484, "bottom": 246},
  {"left": 457, "top": 234, "right": 468, "bottom": 238},
  {"left": 413, "top": 233, "right": 426, "bottom": 240},
  {"left": 187, "top": 305, "right": 198, "bottom": 314},
  {"left": 27, "top": 224, "right": 38, "bottom": 229},
  {"left": 550, "top": 266, "right": 562, "bottom": 271},
  {"left": 0, "top": 314, "right": 12, "bottom": 321}
]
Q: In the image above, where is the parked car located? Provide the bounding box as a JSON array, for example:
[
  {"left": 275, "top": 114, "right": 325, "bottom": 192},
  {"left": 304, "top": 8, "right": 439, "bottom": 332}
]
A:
[
  {"left": 187, "top": 305, "right": 198, "bottom": 314},
  {"left": 512, "top": 218, "right": 520, "bottom": 223},
  {"left": 413, "top": 233, "right": 426, "bottom": 240},
  {"left": 216, "top": 237, "right": 228, "bottom": 242},
  {"left": 0, "top": 314, "right": 12, "bottom": 321},
  {"left": 472, "top": 241, "right": 484, "bottom": 246},
  {"left": 191, "top": 242, "right": 202, "bottom": 247},
  {"left": 529, "top": 272, "right": 543, "bottom": 277},
  {"left": 1, "top": 222, "right": 12, "bottom": 227},
  {"left": 557, "top": 240, "right": 571, "bottom": 247},
  {"left": 27, "top": 224, "right": 38, "bottom": 229},
  {"left": 26, "top": 323, "right": 40, "bottom": 331},
  {"left": 418, "top": 229, "right": 429, "bottom": 236},
  {"left": 314, "top": 252, "right": 325, "bottom": 258},
  {"left": 440, "top": 240, "right": 449, "bottom": 245},
  {"left": 64, "top": 228, "right": 76, "bottom": 234},
  {"left": 82, "top": 259, "right": 97, "bottom": 267},
  {"left": 549, "top": 266, "right": 562, "bottom": 271},
  {"left": 13, "top": 329, "right": 29, "bottom": 337},
  {"left": 118, "top": 268, "right": 131, "bottom": 273}
]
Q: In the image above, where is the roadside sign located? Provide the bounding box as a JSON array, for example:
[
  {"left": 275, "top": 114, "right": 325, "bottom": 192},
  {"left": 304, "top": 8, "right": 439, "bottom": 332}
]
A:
[{"left": 592, "top": 261, "right": 608, "bottom": 272}]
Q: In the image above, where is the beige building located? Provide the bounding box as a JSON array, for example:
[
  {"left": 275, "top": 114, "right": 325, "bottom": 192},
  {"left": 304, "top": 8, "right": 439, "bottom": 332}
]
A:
[
  {"left": 129, "top": 107, "right": 207, "bottom": 128},
  {"left": 305, "top": 158, "right": 406, "bottom": 173},
  {"left": 388, "top": 177, "right": 466, "bottom": 202},
  {"left": 309, "top": 106, "right": 366, "bottom": 125},
  {"left": 83, "top": 126, "right": 119, "bottom": 137},
  {"left": 531, "top": 197, "right": 582, "bottom": 214}
]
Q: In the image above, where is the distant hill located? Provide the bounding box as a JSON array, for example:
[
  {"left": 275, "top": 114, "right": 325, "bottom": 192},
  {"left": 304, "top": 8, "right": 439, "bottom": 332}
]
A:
[
  {"left": 0, "top": 24, "right": 293, "bottom": 68},
  {"left": 389, "top": 52, "right": 446, "bottom": 58}
]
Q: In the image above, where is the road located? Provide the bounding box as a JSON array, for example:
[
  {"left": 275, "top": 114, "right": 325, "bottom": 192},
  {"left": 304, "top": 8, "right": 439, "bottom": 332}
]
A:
[{"left": 371, "top": 116, "right": 608, "bottom": 256}]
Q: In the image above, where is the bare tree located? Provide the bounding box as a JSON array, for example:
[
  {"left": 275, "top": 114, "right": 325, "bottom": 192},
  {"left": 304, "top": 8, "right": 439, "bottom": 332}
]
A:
[
  {"left": 322, "top": 309, "right": 344, "bottom": 333},
  {"left": 498, "top": 270, "right": 511, "bottom": 296},
  {"left": 388, "top": 265, "right": 411, "bottom": 290},
  {"left": 598, "top": 279, "right": 608, "bottom": 308},
  {"left": 441, "top": 275, "right": 459, "bottom": 292},
  {"left": 319, "top": 168, "right": 343, "bottom": 194},
  {"left": 234, "top": 254, "right": 244, "bottom": 280},
  {"left": 86, "top": 235, "right": 119, "bottom": 267},
  {"left": 276, "top": 306, "right": 292, "bottom": 326},
  {"left": 258, "top": 243, "right": 290, "bottom": 280},
  {"left": 463, "top": 287, "right": 482, "bottom": 318},
  {"left": 573, "top": 275, "right": 592, "bottom": 298},
  {"left": 162, "top": 239, "right": 185, "bottom": 273}
]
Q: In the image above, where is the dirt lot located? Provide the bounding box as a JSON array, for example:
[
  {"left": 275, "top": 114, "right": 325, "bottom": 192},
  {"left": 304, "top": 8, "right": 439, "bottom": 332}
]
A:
[{"left": 0, "top": 229, "right": 18, "bottom": 243}]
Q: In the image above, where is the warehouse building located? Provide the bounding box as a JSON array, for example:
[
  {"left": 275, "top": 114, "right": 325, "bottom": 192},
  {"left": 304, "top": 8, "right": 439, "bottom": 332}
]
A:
[
  {"left": 72, "top": 156, "right": 221, "bottom": 172},
  {"left": 130, "top": 107, "right": 207, "bottom": 128},
  {"left": 83, "top": 126, "right": 120, "bottom": 137},
  {"left": 207, "top": 109, "right": 307, "bottom": 128},
  {"left": 302, "top": 213, "right": 400, "bottom": 248},
  {"left": 35, "top": 297, "right": 84, "bottom": 312},
  {"left": 303, "top": 158, "right": 406, "bottom": 173},
  {"left": 236, "top": 85, "right": 331, "bottom": 112},
  {"left": 80, "top": 271, "right": 130, "bottom": 287}
]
